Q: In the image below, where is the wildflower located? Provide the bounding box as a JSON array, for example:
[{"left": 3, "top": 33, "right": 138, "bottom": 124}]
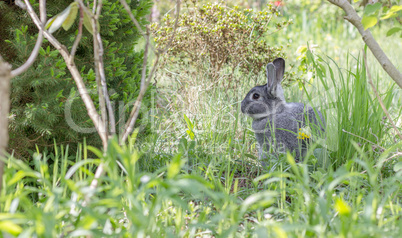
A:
[{"left": 297, "top": 126, "right": 312, "bottom": 140}]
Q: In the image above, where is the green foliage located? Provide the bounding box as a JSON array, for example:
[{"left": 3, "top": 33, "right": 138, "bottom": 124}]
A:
[
  {"left": 1, "top": 137, "right": 402, "bottom": 237},
  {"left": 361, "top": 1, "right": 402, "bottom": 36},
  {"left": 2, "top": 0, "right": 153, "bottom": 157},
  {"left": 302, "top": 50, "right": 396, "bottom": 167},
  {"left": 151, "top": 1, "right": 291, "bottom": 85}
]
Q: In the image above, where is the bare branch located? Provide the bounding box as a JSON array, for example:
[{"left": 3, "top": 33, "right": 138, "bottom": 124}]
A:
[
  {"left": 141, "top": 29, "right": 150, "bottom": 90},
  {"left": 87, "top": 0, "right": 117, "bottom": 196},
  {"left": 120, "top": 0, "right": 146, "bottom": 36},
  {"left": 11, "top": 0, "right": 46, "bottom": 78},
  {"left": 70, "top": 6, "right": 84, "bottom": 63},
  {"left": 89, "top": 1, "right": 108, "bottom": 149},
  {"left": 15, "top": 0, "right": 26, "bottom": 10},
  {"left": 120, "top": 0, "right": 181, "bottom": 55},
  {"left": 361, "top": 152, "right": 402, "bottom": 174},
  {"left": 363, "top": 49, "right": 402, "bottom": 141},
  {"left": 327, "top": 0, "right": 402, "bottom": 89},
  {"left": 94, "top": 16, "right": 116, "bottom": 136},
  {"left": 119, "top": 0, "right": 181, "bottom": 144},
  {"left": 23, "top": 0, "right": 107, "bottom": 144},
  {"left": 93, "top": 0, "right": 97, "bottom": 13},
  {"left": 120, "top": 54, "right": 159, "bottom": 143},
  {"left": 342, "top": 129, "right": 386, "bottom": 151},
  {"left": 158, "top": 1, "right": 181, "bottom": 55},
  {"left": 0, "top": 55, "right": 12, "bottom": 194}
]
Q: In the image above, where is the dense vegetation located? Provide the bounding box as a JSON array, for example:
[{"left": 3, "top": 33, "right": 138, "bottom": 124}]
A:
[
  {"left": 1, "top": 0, "right": 402, "bottom": 237},
  {"left": 1, "top": 0, "right": 153, "bottom": 157}
]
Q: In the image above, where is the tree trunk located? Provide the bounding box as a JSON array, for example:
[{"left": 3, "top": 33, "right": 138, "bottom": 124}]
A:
[{"left": 0, "top": 56, "right": 12, "bottom": 193}]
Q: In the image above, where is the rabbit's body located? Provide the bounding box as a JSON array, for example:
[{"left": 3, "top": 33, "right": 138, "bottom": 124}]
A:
[
  {"left": 252, "top": 102, "right": 324, "bottom": 159},
  {"left": 241, "top": 58, "right": 325, "bottom": 160}
]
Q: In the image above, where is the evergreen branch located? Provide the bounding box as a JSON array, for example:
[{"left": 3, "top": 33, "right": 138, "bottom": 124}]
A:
[
  {"left": 23, "top": 0, "right": 108, "bottom": 145},
  {"left": 11, "top": 0, "right": 46, "bottom": 78}
]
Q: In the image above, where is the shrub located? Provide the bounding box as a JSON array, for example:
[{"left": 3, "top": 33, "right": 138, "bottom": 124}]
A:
[{"left": 151, "top": 1, "right": 292, "bottom": 86}]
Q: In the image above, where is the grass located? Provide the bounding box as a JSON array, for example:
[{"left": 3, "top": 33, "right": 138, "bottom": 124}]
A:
[{"left": 1, "top": 1, "right": 402, "bottom": 237}]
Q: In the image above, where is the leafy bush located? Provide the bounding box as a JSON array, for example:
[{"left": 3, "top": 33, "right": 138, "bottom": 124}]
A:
[{"left": 151, "top": 1, "right": 292, "bottom": 86}]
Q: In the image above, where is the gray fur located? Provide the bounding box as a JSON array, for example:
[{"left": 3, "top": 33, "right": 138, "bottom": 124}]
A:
[{"left": 241, "top": 58, "right": 325, "bottom": 160}]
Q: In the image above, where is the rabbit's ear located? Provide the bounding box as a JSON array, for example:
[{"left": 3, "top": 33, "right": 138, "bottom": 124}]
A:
[
  {"left": 273, "top": 58, "right": 285, "bottom": 83},
  {"left": 266, "top": 63, "right": 276, "bottom": 91}
]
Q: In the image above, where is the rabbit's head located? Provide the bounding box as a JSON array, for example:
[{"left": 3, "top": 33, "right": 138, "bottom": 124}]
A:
[{"left": 241, "top": 58, "right": 286, "bottom": 119}]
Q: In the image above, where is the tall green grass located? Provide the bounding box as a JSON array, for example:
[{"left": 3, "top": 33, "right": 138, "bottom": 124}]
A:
[
  {"left": 1, "top": 134, "right": 401, "bottom": 237},
  {"left": 306, "top": 52, "right": 396, "bottom": 168}
]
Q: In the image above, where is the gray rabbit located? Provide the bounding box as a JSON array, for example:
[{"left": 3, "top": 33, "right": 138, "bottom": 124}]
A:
[{"left": 241, "top": 58, "right": 325, "bottom": 161}]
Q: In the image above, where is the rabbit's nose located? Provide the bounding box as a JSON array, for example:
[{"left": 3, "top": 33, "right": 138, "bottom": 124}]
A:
[{"left": 240, "top": 100, "right": 245, "bottom": 114}]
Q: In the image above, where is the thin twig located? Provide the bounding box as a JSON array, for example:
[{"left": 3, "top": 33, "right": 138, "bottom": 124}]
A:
[
  {"left": 363, "top": 49, "right": 402, "bottom": 141},
  {"left": 119, "top": 0, "right": 181, "bottom": 144},
  {"left": 158, "top": 0, "right": 181, "bottom": 55},
  {"left": 341, "top": 129, "right": 385, "bottom": 151},
  {"left": 70, "top": 6, "right": 84, "bottom": 63},
  {"left": 11, "top": 0, "right": 46, "bottom": 77},
  {"left": 361, "top": 152, "right": 402, "bottom": 174},
  {"left": 141, "top": 28, "right": 150, "bottom": 91},
  {"left": 91, "top": 0, "right": 116, "bottom": 136},
  {"left": 120, "top": 0, "right": 146, "bottom": 36},
  {"left": 15, "top": 0, "right": 27, "bottom": 9},
  {"left": 93, "top": 0, "right": 97, "bottom": 14},
  {"left": 92, "top": 14, "right": 108, "bottom": 150},
  {"left": 120, "top": 49, "right": 159, "bottom": 143},
  {"left": 88, "top": 0, "right": 117, "bottom": 197}
]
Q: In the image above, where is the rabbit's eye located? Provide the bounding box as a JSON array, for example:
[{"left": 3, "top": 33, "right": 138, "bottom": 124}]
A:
[{"left": 252, "top": 93, "right": 260, "bottom": 100}]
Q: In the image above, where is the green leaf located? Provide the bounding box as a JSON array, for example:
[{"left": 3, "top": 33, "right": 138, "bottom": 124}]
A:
[
  {"left": 361, "top": 16, "right": 378, "bottom": 30},
  {"left": 306, "top": 49, "right": 314, "bottom": 64},
  {"left": 386, "top": 27, "right": 402, "bottom": 37},
  {"left": 394, "top": 162, "right": 402, "bottom": 172},
  {"left": 381, "top": 5, "right": 402, "bottom": 19},
  {"left": 62, "top": 2, "right": 78, "bottom": 31},
  {"left": 167, "top": 153, "right": 184, "bottom": 179},
  {"left": 183, "top": 114, "right": 195, "bottom": 140},
  {"left": 381, "top": 11, "right": 396, "bottom": 20},
  {"left": 389, "top": 5, "right": 402, "bottom": 13},
  {"left": 364, "top": 2, "right": 382, "bottom": 16},
  {"left": 46, "top": 3, "right": 75, "bottom": 33},
  {"left": 335, "top": 198, "right": 352, "bottom": 216},
  {"left": 65, "top": 159, "right": 99, "bottom": 180},
  {"left": 7, "top": 170, "right": 39, "bottom": 186},
  {"left": 0, "top": 221, "right": 23, "bottom": 236},
  {"left": 39, "top": 47, "right": 46, "bottom": 56},
  {"left": 82, "top": 7, "right": 100, "bottom": 35}
]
